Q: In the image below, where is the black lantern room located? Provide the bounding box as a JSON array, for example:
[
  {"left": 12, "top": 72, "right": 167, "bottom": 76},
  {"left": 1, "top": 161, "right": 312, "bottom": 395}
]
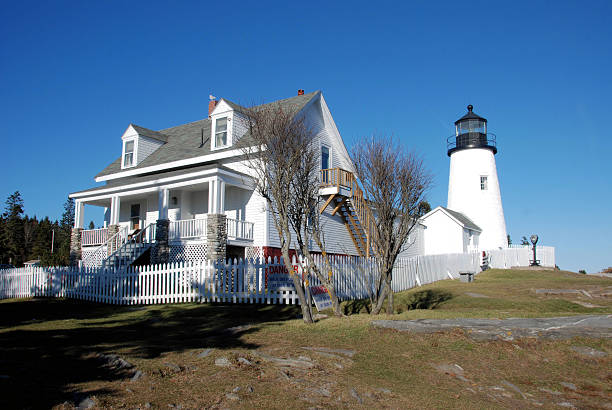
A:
[{"left": 447, "top": 105, "right": 497, "bottom": 156}]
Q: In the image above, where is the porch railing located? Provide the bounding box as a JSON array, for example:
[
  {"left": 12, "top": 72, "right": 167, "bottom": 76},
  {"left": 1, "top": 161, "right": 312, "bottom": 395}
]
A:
[
  {"left": 81, "top": 228, "right": 109, "bottom": 247},
  {"left": 169, "top": 217, "right": 208, "bottom": 240},
  {"left": 320, "top": 167, "right": 354, "bottom": 190},
  {"left": 227, "top": 218, "right": 254, "bottom": 241}
]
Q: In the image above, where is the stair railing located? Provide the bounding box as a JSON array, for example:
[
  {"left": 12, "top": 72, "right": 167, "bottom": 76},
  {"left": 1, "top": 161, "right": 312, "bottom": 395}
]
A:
[
  {"left": 81, "top": 225, "right": 128, "bottom": 268},
  {"left": 108, "top": 223, "right": 156, "bottom": 269},
  {"left": 320, "top": 168, "right": 380, "bottom": 258}
]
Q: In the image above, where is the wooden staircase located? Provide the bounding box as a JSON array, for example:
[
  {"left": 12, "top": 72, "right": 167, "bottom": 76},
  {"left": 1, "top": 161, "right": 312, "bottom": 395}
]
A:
[{"left": 319, "top": 168, "right": 378, "bottom": 257}]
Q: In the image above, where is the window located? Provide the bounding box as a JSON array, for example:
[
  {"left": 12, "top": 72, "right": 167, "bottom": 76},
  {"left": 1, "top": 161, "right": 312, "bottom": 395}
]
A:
[
  {"left": 215, "top": 117, "right": 228, "bottom": 147},
  {"left": 123, "top": 140, "right": 135, "bottom": 167},
  {"left": 130, "top": 204, "right": 140, "bottom": 230},
  {"left": 321, "top": 145, "right": 330, "bottom": 170},
  {"left": 480, "top": 175, "right": 488, "bottom": 190}
]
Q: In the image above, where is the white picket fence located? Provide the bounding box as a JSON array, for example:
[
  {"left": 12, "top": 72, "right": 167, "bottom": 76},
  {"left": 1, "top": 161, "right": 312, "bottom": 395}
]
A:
[{"left": 0, "top": 247, "right": 553, "bottom": 306}]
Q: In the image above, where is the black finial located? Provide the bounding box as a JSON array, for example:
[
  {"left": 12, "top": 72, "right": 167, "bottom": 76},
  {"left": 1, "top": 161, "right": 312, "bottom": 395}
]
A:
[{"left": 467, "top": 104, "right": 473, "bottom": 112}]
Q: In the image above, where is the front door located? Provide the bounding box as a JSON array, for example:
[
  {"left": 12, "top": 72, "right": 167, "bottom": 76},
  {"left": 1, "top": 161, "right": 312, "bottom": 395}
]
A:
[{"left": 131, "top": 204, "right": 140, "bottom": 230}]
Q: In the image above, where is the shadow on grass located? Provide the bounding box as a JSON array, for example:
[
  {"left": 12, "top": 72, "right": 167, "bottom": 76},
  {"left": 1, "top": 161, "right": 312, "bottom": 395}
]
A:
[
  {"left": 343, "top": 298, "right": 371, "bottom": 315},
  {"left": 397, "top": 289, "right": 453, "bottom": 312},
  {"left": 342, "top": 289, "right": 454, "bottom": 315},
  {"left": 0, "top": 298, "right": 300, "bottom": 408}
]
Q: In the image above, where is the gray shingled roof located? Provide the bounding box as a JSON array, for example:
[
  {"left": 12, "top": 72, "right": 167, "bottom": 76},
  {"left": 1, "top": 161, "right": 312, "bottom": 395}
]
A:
[
  {"left": 441, "top": 207, "right": 481, "bottom": 232},
  {"left": 95, "top": 91, "right": 320, "bottom": 179},
  {"left": 130, "top": 124, "right": 168, "bottom": 142}
]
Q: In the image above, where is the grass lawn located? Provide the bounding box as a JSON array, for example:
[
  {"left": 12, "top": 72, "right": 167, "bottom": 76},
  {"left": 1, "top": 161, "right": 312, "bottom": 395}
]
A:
[{"left": 0, "top": 268, "right": 610, "bottom": 409}]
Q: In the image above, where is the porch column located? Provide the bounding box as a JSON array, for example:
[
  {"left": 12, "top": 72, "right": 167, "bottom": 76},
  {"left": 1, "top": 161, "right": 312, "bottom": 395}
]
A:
[
  {"left": 207, "top": 178, "right": 227, "bottom": 261},
  {"left": 110, "top": 196, "right": 121, "bottom": 225},
  {"left": 206, "top": 214, "right": 227, "bottom": 261},
  {"left": 153, "top": 188, "right": 170, "bottom": 265},
  {"left": 103, "top": 207, "right": 109, "bottom": 228},
  {"left": 208, "top": 177, "right": 225, "bottom": 214},
  {"left": 74, "top": 200, "right": 84, "bottom": 229},
  {"left": 158, "top": 188, "right": 169, "bottom": 220},
  {"left": 107, "top": 196, "right": 121, "bottom": 256},
  {"left": 70, "top": 200, "right": 84, "bottom": 266}
]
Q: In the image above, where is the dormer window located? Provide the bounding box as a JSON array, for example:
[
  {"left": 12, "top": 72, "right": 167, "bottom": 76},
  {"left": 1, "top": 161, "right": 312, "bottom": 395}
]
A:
[
  {"left": 123, "top": 140, "right": 135, "bottom": 168},
  {"left": 215, "top": 117, "right": 228, "bottom": 147}
]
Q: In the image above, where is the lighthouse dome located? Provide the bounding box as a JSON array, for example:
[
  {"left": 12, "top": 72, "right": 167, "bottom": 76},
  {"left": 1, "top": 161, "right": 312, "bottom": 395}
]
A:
[{"left": 447, "top": 105, "right": 497, "bottom": 156}]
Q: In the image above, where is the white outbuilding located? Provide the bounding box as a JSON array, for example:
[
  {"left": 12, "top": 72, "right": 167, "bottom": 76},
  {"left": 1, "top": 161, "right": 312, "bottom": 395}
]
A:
[{"left": 420, "top": 206, "right": 481, "bottom": 255}]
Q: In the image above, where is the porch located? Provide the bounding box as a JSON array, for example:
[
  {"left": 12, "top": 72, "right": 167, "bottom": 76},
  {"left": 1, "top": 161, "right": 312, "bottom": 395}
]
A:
[
  {"left": 71, "top": 165, "right": 257, "bottom": 267},
  {"left": 80, "top": 216, "right": 254, "bottom": 247}
]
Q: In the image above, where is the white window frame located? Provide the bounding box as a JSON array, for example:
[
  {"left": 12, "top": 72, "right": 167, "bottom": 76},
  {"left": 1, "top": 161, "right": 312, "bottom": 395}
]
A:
[
  {"left": 122, "top": 138, "right": 137, "bottom": 169},
  {"left": 211, "top": 112, "right": 233, "bottom": 150},
  {"left": 480, "top": 175, "right": 488, "bottom": 191},
  {"left": 320, "top": 143, "right": 332, "bottom": 170}
]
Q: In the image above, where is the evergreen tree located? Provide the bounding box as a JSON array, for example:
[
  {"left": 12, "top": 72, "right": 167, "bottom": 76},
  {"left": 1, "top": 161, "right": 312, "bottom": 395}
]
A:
[
  {"left": 2, "top": 191, "right": 25, "bottom": 265},
  {"left": 32, "top": 217, "right": 53, "bottom": 264},
  {"left": 55, "top": 197, "right": 75, "bottom": 266}
]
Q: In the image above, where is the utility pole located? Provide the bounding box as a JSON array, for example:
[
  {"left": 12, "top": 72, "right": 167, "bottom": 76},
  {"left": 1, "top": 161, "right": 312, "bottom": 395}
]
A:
[{"left": 51, "top": 229, "right": 54, "bottom": 253}]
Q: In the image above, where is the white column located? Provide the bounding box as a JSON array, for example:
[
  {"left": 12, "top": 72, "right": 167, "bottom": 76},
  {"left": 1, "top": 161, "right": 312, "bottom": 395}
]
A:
[
  {"left": 208, "top": 179, "right": 217, "bottom": 214},
  {"left": 110, "top": 196, "right": 121, "bottom": 225},
  {"left": 74, "top": 200, "right": 84, "bottom": 229},
  {"left": 158, "top": 188, "right": 169, "bottom": 220},
  {"left": 218, "top": 179, "right": 225, "bottom": 214},
  {"left": 103, "top": 207, "right": 109, "bottom": 228}
]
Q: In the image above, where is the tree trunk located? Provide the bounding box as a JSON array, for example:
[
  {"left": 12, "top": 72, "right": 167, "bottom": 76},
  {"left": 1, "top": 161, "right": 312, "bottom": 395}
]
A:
[
  {"left": 371, "top": 284, "right": 388, "bottom": 315},
  {"left": 280, "top": 245, "right": 313, "bottom": 324},
  {"left": 301, "top": 235, "right": 342, "bottom": 317},
  {"left": 386, "top": 281, "right": 394, "bottom": 314}
]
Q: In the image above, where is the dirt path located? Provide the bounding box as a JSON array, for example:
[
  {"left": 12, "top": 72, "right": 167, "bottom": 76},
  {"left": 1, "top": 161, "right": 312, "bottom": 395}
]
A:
[{"left": 372, "top": 315, "right": 612, "bottom": 340}]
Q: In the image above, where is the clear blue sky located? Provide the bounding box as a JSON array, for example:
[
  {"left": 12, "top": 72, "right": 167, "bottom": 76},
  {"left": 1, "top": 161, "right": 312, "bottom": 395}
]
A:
[{"left": 1, "top": 1, "right": 610, "bottom": 272}]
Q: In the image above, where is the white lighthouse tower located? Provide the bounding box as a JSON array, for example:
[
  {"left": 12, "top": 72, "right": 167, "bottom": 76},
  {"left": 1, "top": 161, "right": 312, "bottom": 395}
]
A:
[{"left": 447, "top": 105, "right": 507, "bottom": 250}]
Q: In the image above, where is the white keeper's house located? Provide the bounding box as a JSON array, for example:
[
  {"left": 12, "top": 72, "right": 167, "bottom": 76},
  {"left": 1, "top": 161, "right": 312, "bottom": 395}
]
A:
[{"left": 70, "top": 90, "right": 425, "bottom": 268}]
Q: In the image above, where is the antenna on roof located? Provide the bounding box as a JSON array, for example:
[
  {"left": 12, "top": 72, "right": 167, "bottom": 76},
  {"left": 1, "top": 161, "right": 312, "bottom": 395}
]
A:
[{"left": 199, "top": 127, "right": 204, "bottom": 148}]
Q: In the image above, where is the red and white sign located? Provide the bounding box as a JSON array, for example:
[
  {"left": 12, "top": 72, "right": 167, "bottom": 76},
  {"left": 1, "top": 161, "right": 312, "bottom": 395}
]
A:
[{"left": 310, "top": 285, "right": 333, "bottom": 312}]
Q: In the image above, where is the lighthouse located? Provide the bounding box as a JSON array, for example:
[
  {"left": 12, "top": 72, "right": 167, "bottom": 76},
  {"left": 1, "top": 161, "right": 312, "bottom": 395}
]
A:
[{"left": 446, "top": 105, "right": 507, "bottom": 250}]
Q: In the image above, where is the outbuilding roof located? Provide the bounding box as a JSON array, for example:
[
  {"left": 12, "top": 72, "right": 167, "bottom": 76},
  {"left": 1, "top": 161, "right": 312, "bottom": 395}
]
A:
[
  {"left": 441, "top": 207, "right": 481, "bottom": 232},
  {"left": 421, "top": 206, "right": 482, "bottom": 232}
]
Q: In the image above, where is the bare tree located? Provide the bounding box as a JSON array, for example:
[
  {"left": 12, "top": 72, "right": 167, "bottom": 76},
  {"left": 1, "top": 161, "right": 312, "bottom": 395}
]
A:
[
  {"left": 351, "top": 136, "right": 432, "bottom": 314},
  {"left": 241, "top": 103, "right": 342, "bottom": 322},
  {"left": 287, "top": 132, "right": 343, "bottom": 317}
]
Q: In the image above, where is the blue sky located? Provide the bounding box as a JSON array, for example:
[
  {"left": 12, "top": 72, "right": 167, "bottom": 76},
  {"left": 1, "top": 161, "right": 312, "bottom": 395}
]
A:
[{"left": 1, "top": 1, "right": 610, "bottom": 272}]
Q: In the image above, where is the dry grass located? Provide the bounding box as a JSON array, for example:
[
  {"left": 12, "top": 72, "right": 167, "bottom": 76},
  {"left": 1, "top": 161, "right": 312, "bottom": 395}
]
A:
[{"left": 0, "top": 268, "right": 610, "bottom": 409}]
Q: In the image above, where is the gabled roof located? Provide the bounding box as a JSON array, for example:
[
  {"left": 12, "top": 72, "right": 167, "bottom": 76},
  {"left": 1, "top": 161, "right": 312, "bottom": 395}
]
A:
[
  {"left": 421, "top": 206, "right": 481, "bottom": 232},
  {"left": 130, "top": 124, "right": 168, "bottom": 142},
  {"left": 96, "top": 91, "right": 320, "bottom": 179},
  {"left": 220, "top": 99, "right": 248, "bottom": 115}
]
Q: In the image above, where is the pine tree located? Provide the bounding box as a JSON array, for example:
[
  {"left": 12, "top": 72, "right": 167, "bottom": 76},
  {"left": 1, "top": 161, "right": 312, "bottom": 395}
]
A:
[
  {"left": 55, "top": 197, "right": 75, "bottom": 266},
  {"left": 2, "top": 191, "right": 25, "bottom": 265}
]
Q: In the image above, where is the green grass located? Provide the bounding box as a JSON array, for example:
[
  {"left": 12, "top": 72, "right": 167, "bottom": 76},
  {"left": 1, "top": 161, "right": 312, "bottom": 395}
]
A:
[
  {"left": 368, "top": 268, "right": 612, "bottom": 318},
  {"left": 0, "top": 268, "right": 610, "bottom": 409}
]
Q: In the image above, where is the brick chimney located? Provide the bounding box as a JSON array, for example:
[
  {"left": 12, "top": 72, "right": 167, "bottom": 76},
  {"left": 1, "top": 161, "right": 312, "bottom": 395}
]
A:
[
  {"left": 208, "top": 96, "right": 217, "bottom": 117},
  {"left": 298, "top": 89, "right": 304, "bottom": 96}
]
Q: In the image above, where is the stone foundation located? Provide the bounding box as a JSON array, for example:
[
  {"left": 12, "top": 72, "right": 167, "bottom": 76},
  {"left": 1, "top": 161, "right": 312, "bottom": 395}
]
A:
[
  {"left": 69, "top": 228, "right": 83, "bottom": 267},
  {"left": 206, "top": 214, "right": 227, "bottom": 261},
  {"left": 152, "top": 219, "right": 170, "bottom": 264},
  {"left": 107, "top": 224, "right": 120, "bottom": 256}
]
